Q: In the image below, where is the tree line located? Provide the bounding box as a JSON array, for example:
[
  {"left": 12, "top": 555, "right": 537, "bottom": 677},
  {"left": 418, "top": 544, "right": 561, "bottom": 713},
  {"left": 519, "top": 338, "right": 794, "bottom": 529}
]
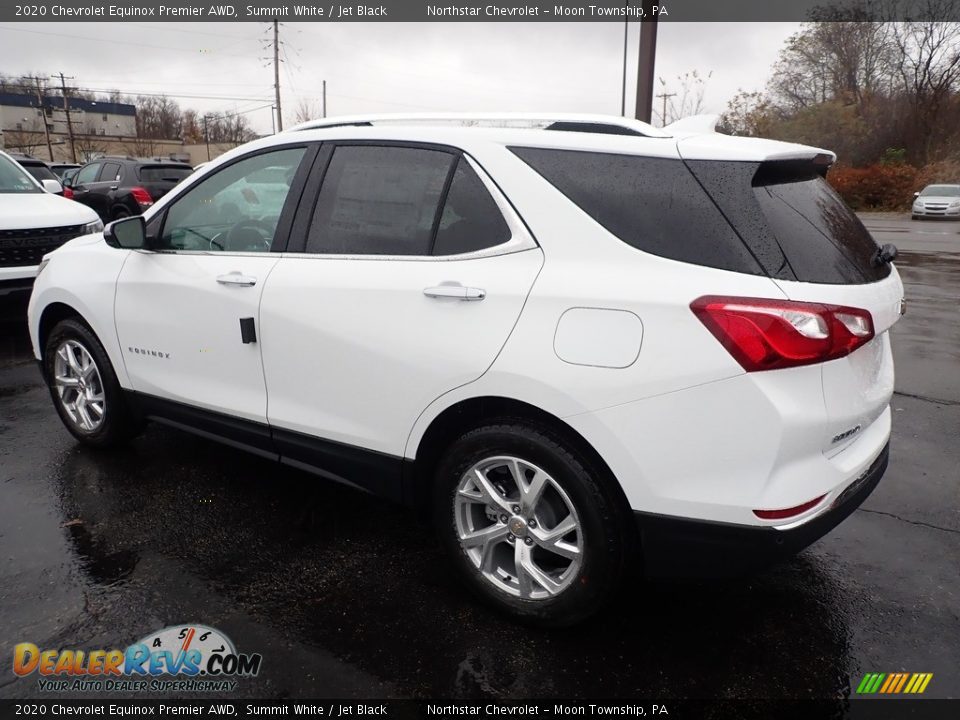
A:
[{"left": 720, "top": 4, "right": 960, "bottom": 207}]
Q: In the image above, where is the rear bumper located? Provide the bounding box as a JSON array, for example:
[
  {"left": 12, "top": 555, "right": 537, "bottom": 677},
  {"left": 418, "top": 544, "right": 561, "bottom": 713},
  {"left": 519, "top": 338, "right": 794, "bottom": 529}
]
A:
[{"left": 636, "top": 442, "right": 889, "bottom": 578}]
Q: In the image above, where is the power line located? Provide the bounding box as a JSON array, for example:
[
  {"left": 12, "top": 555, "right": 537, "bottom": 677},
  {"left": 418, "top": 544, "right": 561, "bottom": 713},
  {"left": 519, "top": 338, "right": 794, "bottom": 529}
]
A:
[
  {"left": 71, "top": 87, "right": 272, "bottom": 103},
  {"left": 0, "top": 25, "right": 253, "bottom": 58}
]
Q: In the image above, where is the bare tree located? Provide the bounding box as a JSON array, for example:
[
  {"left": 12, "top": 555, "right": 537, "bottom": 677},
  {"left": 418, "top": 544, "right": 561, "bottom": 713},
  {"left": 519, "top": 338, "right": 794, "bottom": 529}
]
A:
[
  {"left": 74, "top": 123, "right": 109, "bottom": 161},
  {"left": 889, "top": 15, "right": 960, "bottom": 162},
  {"left": 4, "top": 119, "right": 44, "bottom": 155},
  {"left": 293, "top": 98, "right": 320, "bottom": 125},
  {"left": 655, "top": 70, "right": 713, "bottom": 126},
  {"left": 124, "top": 136, "right": 158, "bottom": 158}
]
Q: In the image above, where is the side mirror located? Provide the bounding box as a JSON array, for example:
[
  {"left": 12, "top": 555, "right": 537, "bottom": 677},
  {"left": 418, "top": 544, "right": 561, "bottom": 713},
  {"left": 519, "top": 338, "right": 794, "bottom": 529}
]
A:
[
  {"left": 104, "top": 216, "right": 148, "bottom": 250},
  {"left": 42, "top": 178, "right": 63, "bottom": 195},
  {"left": 914, "top": 191, "right": 920, "bottom": 197}
]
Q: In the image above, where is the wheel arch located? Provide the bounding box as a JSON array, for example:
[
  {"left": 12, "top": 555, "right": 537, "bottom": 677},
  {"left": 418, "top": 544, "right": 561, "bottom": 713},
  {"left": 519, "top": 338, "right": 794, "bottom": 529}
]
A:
[
  {"left": 36, "top": 300, "right": 128, "bottom": 388},
  {"left": 407, "top": 395, "right": 632, "bottom": 524},
  {"left": 38, "top": 301, "right": 89, "bottom": 362}
]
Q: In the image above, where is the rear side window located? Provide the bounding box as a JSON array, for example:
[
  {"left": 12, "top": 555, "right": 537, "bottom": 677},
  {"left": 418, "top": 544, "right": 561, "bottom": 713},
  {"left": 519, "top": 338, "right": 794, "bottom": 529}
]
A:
[
  {"left": 510, "top": 147, "right": 763, "bottom": 275},
  {"left": 433, "top": 158, "right": 511, "bottom": 256},
  {"left": 138, "top": 165, "right": 192, "bottom": 183},
  {"left": 687, "top": 160, "right": 889, "bottom": 284},
  {"left": 99, "top": 162, "right": 120, "bottom": 182}
]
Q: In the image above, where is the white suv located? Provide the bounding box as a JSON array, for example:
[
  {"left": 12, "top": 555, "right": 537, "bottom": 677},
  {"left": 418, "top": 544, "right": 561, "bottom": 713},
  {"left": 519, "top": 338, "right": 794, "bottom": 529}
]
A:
[
  {"left": 0, "top": 150, "right": 102, "bottom": 295},
  {"left": 27, "top": 114, "right": 903, "bottom": 625}
]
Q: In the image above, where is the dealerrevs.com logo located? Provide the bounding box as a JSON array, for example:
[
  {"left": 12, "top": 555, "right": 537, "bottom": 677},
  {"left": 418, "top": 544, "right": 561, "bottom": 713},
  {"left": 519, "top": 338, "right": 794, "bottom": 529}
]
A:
[{"left": 13, "top": 625, "right": 262, "bottom": 693}]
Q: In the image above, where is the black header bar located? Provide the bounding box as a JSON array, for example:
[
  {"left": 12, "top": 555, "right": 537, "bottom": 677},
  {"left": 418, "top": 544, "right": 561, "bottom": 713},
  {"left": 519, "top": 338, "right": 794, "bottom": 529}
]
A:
[{"left": 3, "top": 0, "right": 960, "bottom": 23}]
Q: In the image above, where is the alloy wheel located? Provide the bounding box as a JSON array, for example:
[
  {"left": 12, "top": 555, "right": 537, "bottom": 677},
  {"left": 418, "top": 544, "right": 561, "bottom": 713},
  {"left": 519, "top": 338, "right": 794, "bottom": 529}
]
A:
[
  {"left": 454, "top": 455, "right": 583, "bottom": 600},
  {"left": 53, "top": 339, "right": 106, "bottom": 432}
]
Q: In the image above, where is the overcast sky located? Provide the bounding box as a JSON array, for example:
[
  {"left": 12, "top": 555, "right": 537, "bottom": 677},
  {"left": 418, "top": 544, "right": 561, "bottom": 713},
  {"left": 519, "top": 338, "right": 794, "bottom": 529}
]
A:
[{"left": 0, "top": 22, "right": 800, "bottom": 134}]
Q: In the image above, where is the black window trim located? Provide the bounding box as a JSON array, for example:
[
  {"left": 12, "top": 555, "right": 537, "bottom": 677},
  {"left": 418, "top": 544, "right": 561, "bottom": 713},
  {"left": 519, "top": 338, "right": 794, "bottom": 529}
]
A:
[
  {"left": 285, "top": 140, "right": 535, "bottom": 261},
  {"left": 145, "top": 142, "right": 319, "bottom": 256}
]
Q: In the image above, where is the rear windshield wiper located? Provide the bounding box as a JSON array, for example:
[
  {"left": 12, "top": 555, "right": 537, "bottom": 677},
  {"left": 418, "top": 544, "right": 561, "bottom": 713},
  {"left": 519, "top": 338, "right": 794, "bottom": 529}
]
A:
[{"left": 874, "top": 243, "right": 898, "bottom": 266}]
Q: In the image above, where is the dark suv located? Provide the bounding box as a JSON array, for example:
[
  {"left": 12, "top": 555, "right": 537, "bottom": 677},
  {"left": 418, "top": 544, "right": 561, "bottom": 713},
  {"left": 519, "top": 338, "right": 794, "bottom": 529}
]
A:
[{"left": 67, "top": 157, "right": 192, "bottom": 221}]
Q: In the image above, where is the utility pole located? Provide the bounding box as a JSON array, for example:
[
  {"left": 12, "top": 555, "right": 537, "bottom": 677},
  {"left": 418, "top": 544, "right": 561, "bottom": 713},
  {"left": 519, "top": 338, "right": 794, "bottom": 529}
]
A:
[
  {"left": 621, "top": 2, "right": 629, "bottom": 116},
  {"left": 29, "top": 76, "right": 54, "bottom": 161},
  {"left": 53, "top": 72, "right": 77, "bottom": 163},
  {"left": 272, "top": 20, "right": 283, "bottom": 131},
  {"left": 656, "top": 91, "right": 676, "bottom": 127},
  {"left": 322, "top": 80, "right": 327, "bottom": 118},
  {"left": 202, "top": 114, "right": 211, "bottom": 161},
  {"left": 634, "top": 0, "right": 659, "bottom": 123}
]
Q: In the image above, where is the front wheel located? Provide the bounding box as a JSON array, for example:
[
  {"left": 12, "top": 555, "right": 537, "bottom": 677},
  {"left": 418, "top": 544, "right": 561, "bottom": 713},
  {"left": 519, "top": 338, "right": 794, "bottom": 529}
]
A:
[
  {"left": 434, "top": 423, "right": 632, "bottom": 626},
  {"left": 44, "top": 318, "right": 143, "bottom": 447}
]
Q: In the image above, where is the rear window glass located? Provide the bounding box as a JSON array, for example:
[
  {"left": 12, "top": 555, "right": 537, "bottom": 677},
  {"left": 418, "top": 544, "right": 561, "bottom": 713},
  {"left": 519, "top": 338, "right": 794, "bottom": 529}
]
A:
[
  {"left": 687, "top": 160, "right": 889, "bottom": 284},
  {"left": 138, "top": 165, "right": 192, "bottom": 183},
  {"left": 22, "top": 163, "right": 57, "bottom": 182},
  {"left": 510, "top": 147, "right": 763, "bottom": 276}
]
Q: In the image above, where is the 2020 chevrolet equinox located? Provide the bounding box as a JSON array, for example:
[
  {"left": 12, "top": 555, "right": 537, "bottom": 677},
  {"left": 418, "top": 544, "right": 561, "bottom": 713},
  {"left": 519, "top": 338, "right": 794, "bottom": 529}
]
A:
[{"left": 28, "top": 114, "right": 903, "bottom": 625}]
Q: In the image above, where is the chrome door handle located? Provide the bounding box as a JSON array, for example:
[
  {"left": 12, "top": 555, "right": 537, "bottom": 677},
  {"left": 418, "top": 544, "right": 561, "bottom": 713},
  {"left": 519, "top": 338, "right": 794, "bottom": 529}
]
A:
[
  {"left": 217, "top": 272, "right": 257, "bottom": 287},
  {"left": 424, "top": 284, "right": 485, "bottom": 301}
]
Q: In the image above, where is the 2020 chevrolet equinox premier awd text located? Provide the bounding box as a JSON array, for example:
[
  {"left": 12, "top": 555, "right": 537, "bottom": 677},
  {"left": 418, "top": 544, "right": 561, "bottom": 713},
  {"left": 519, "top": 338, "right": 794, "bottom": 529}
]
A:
[{"left": 28, "top": 114, "right": 903, "bottom": 625}]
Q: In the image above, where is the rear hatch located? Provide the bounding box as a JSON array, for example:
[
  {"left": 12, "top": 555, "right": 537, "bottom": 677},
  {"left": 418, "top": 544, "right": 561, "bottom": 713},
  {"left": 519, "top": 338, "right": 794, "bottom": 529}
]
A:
[
  {"left": 681, "top": 147, "right": 904, "bottom": 456},
  {"left": 136, "top": 164, "right": 191, "bottom": 201}
]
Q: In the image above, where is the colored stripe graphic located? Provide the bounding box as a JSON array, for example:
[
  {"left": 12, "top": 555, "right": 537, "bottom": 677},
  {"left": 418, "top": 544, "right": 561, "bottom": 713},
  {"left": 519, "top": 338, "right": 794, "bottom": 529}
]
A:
[{"left": 856, "top": 672, "right": 933, "bottom": 694}]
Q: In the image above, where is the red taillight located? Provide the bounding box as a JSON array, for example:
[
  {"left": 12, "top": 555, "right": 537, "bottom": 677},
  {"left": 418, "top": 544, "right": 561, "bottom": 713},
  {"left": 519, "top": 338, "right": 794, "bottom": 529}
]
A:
[
  {"left": 690, "top": 295, "right": 874, "bottom": 372},
  {"left": 130, "top": 186, "right": 153, "bottom": 207},
  {"left": 63, "top": 187, "right": 74, "bottom": 200},
  {"left": 753, "top": 494, "right": 827, "bottom": 520}
]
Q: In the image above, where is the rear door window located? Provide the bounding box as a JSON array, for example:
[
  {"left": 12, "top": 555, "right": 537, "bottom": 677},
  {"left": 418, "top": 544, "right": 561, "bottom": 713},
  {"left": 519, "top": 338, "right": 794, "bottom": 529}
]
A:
[
  {"left": 305, "top": 145, "right": 454, "bottom": 256},
  {"left": 510, "top": 147, "right": 763, "bottom": 275},
  {"left": 98, "top": 162, "right": 121, "bottom": 182}
]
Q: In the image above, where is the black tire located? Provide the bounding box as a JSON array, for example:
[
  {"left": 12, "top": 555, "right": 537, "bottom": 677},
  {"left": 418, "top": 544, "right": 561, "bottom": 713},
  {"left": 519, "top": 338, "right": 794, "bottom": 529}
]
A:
[
  {"left": 112, "top": 207, "right": 131, "bottom": 220},
  {"left": 433, "top": 421, "right": 633, "bottom": 627},
  {"left": 44, "top": 318, "right": 143, "bottom": 448}
]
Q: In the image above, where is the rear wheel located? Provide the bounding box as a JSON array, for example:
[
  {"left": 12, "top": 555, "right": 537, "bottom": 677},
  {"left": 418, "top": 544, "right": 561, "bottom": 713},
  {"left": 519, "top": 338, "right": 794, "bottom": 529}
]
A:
[
  {"left": 44, "top": 318, "right": 142, "bottom": 447},
  {"left": 112, "top": 207, "right": 131, "bottom": 220},
  {"left": 434, "top": 422, "right": 632, "bottom": 626}
]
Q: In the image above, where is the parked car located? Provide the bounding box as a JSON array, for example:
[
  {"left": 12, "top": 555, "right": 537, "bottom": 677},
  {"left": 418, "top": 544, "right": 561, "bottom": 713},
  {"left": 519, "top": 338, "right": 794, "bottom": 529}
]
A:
[
  {"left": 50, "top": 163, "right": 81, "bottom": 179},
  {"left": 0, "top": 149, "right": 102, "bottom": 296},
  {"left": 7, "top": 153, "right": 64, "bottom": 196},
  {"left": 66, "top": 156, "right": 192, "bottom": 221},
  {"left": 27, "top": 113, "right": 904, "bottom": 625},
  {"left": 911, "top": 184, "right": 960, "bottom": 219}
]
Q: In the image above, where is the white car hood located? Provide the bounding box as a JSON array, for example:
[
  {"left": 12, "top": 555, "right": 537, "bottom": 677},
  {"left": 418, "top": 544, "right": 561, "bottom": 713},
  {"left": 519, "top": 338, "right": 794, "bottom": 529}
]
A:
[{"left": 0, "top": 191, "right": 99, "bottom": 230}]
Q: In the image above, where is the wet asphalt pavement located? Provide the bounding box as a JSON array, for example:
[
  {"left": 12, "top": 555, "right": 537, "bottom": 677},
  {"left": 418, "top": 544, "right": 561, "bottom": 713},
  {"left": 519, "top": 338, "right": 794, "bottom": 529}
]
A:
[{"left": 0, "top": 213, "right": 957, "bottom": 701}]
